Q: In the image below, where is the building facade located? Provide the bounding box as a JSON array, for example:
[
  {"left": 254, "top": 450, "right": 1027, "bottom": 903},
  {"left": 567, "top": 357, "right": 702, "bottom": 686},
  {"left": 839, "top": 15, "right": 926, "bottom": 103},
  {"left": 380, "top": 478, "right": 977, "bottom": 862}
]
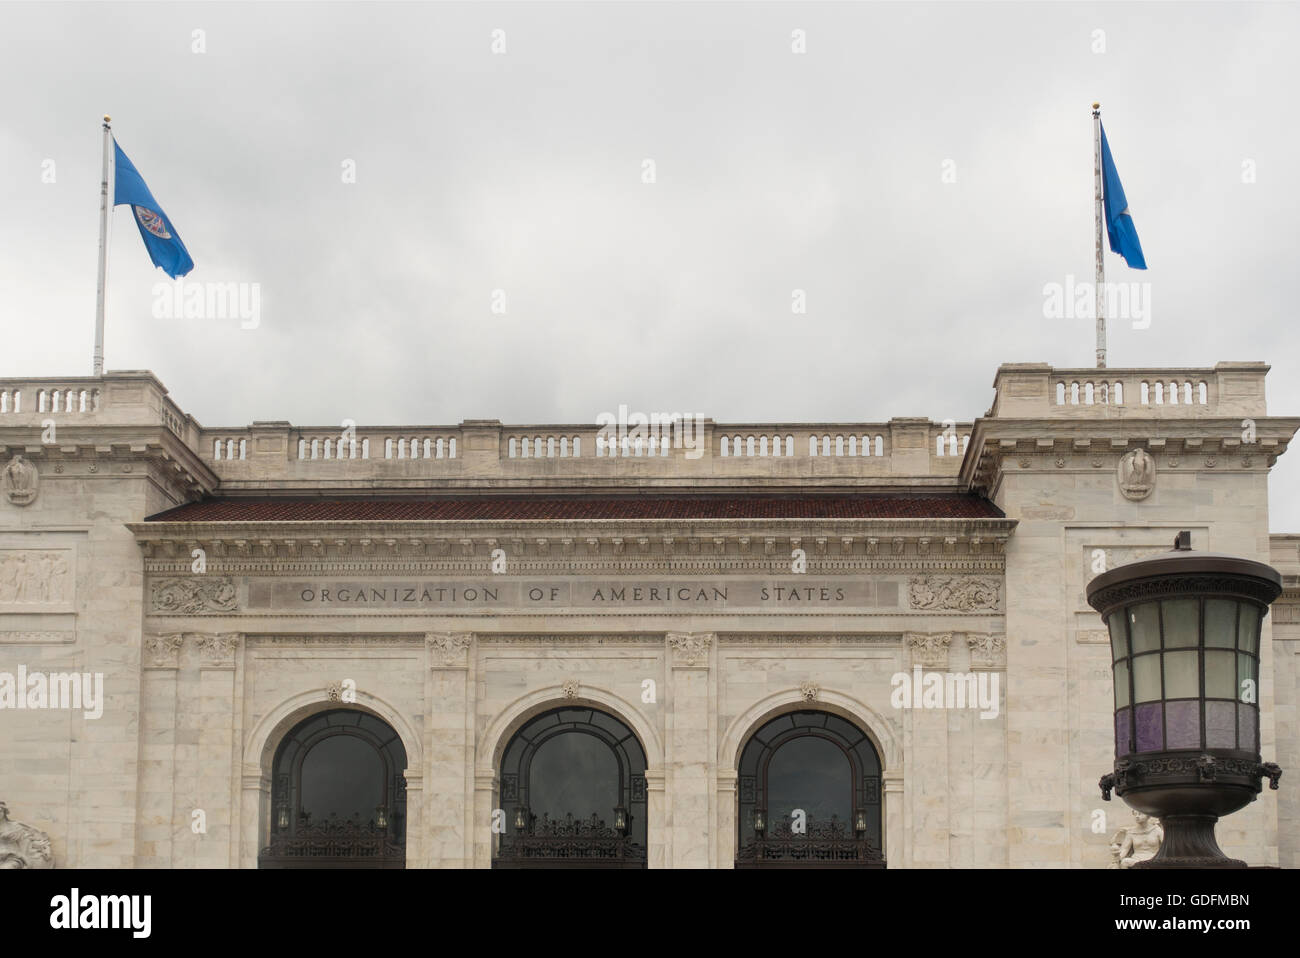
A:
[{"left": 1, "top": 361, "right": 1297, "bottom": 868}]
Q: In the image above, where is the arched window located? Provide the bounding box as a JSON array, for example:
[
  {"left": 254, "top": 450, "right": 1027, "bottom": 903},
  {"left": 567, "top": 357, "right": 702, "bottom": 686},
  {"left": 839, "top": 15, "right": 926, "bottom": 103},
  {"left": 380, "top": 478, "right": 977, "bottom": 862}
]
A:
[
  {"left": 495, "top": 706, "right": 647, "bottom": 869},
  {"left": 735, "top": 710, "right": 884, "bottom": 868},
  {"left": 259, "top": 708, "right": 408, "bottom": 869}
]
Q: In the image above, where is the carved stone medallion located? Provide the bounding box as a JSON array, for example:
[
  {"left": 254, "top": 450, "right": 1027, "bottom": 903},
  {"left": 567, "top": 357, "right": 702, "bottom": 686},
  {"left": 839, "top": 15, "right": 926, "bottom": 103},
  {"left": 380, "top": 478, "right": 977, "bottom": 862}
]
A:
[
  {"left": 2, "top": 455, "right": 38, "bottom": 507},
  {"left": 1117, "top": 448, "right": 1155, "bottom": 501}
]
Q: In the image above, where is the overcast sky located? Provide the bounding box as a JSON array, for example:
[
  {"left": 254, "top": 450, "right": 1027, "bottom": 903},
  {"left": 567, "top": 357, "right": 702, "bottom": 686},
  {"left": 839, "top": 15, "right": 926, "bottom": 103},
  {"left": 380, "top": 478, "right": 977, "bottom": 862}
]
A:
[{"left": 2, "top": 2, "right": 1298, "bottom": 530}]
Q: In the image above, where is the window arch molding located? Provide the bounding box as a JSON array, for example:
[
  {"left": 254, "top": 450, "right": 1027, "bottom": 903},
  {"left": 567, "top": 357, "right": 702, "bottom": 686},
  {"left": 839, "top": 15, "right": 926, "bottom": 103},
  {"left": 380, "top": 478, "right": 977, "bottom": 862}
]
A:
[
  {"left": 259, "top": 706, "right": 409, "bottom": 869},
  {"left": 733, "top": 708, "right": 885, "bottom": 867},
  {"left": 480, "top": 686, "right": 663, "bottom": 769},
  {"left": 719, "top": 690, "right": 898, "bottom": 772},
  {"left": 493, "top": 704, "right": 649, "bottom": 868}
]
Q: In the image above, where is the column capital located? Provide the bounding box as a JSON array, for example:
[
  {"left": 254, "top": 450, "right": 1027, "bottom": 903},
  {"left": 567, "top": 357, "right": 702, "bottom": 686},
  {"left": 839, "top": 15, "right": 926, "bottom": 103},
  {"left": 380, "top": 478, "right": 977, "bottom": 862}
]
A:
[
  {"left": 142, "top": 632, "right": 185, "bottom": 670},
  {"left": 427, "top": 631, "right": 474, "bottom": 669},
  {"left": 666, "top": 631, "right": 713, "bottom": 668},
  {"left": 194, "top": 631, "right": 242, "bottom": 670}
]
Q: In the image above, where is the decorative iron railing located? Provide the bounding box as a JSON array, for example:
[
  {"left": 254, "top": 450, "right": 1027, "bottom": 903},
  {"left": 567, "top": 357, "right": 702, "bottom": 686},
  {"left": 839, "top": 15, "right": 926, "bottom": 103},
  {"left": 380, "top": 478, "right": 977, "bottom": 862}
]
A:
[
  {"left": 735, "top": 816, "right": 885, "bottom": 868},
  {"left": 494, "top": 812, "right": 646, "bottom": 868},
  {"left": 259, "top": 815, "right": 405, "bottom": 869}
]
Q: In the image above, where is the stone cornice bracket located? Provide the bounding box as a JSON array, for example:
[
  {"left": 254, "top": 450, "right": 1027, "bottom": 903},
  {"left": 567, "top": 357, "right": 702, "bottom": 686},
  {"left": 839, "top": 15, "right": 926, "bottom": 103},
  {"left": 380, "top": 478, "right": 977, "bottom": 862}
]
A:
[
  {"left": 666, "top": 631, "right": 713, "bottom": 668},
  {"left": 967, "top": 632, "right": 1007, "bottom": 670},
  {"left": 142, "top": 632, "right": 185, "bottom": 670},
  {"left": 194, "top": 631, "right": 242, "bottom": 669},
  {"left": 905, "top": 631, "right": 951, "bottom": 669},
  {"left": 427, "top": 631, "right": 474, "bottom": 669}
]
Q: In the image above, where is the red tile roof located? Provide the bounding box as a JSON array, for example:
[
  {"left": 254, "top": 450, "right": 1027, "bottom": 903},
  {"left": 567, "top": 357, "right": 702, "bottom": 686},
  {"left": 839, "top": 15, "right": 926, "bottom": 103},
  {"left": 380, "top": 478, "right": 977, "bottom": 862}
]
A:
[{"left": 147, "top": 494, "right": 1003, "bottom": 522}]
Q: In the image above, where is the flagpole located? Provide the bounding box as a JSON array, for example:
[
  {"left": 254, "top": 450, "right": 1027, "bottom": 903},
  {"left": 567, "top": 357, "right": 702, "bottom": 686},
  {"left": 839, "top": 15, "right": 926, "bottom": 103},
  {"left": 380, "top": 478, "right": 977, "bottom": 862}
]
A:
[
  {"left": 1092, "top": 102, "right": 1106, "bottom": 369},
  {"left": 93, "top": 115, "right": 112, "bottom": 377}
]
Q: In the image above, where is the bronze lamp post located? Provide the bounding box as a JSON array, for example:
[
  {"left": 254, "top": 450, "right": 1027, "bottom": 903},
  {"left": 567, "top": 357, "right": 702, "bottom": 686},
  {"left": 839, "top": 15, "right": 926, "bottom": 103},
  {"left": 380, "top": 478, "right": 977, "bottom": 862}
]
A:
[{"left": 1087, "top": 532, "right": 1283, "bottom": 868}]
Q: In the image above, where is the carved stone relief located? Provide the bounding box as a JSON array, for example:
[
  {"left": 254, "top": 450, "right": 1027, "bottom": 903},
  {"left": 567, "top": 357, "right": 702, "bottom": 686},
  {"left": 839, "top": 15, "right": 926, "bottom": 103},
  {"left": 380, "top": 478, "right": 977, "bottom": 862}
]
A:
[
  {"left": 907, "top": 576, "right": 1000, "bottom": 611},
  {"left": 1117, "top": 449, "right": 1155, "bottom": 501},
  {"left": 0, "top": 550, "right": 71, "bottom": 604},
  {"left": 2, "top": 455, "right": 38, "bottom": 507},
  {"left": 150, "top": 577, "right": 237, "bottom": 614}
]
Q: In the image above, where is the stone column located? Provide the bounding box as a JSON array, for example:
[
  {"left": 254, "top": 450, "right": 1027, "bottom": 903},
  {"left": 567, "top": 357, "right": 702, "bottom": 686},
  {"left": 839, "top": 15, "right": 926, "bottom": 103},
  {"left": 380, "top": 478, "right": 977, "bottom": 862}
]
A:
[
  {"left": 969, "top": 633, "right": 1009, "bottom": 867},
  {"left": 715, "top": 768, "right": 737, "bottom": 869},
  {"left": 426, "top": 632, "right": 474, "bottom": 868},
  {"left": 883, "top": 771, "right": 905, "bottom": 868},
  {"left": 644, "top": 768, "right": 667, "bottom": 868},
  {"left": 904, "top": 631, "right": 951, "bottom": 866},
  {"left": 665, "top": 632, "right": 713, "bottom": 868},
  {"left": 190, "top": 632, "right": 241, "bottom": 867},
  {"left": 136, "top": 633, "right": 184, "bottom": 866},
  {"left": 472, "top": 769, "right": 498, "bottom": 869}
]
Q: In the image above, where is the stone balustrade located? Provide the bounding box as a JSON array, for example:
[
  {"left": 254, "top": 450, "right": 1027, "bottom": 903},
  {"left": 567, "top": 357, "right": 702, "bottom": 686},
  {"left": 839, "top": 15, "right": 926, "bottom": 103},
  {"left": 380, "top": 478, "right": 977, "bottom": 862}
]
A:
[{"left": 990, "top": 362, "right": 1270, "bottom": 419}]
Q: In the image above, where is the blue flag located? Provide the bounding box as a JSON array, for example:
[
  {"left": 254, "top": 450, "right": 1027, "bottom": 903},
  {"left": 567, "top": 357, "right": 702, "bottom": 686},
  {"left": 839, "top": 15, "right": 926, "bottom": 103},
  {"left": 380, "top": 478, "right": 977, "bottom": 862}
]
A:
[
  {"left": 113, "top": 140, "right": 195, "bottom": 278},
  {"left": 1099, "top": 123, "right": 1147, "bottom": 270}
]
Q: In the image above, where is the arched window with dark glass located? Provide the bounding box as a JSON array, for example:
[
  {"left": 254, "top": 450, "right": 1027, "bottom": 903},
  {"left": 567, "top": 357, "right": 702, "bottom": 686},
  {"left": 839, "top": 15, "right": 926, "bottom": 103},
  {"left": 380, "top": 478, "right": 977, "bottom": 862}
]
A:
[
  {"left": 259, "top": 708, "right": 408, "bottom": 869},
  {"left": 735, "top": 710, "right": 884, "bottom": 868},
  {"left": 495, "top": 706, "right": 647, "bottom": 869}
]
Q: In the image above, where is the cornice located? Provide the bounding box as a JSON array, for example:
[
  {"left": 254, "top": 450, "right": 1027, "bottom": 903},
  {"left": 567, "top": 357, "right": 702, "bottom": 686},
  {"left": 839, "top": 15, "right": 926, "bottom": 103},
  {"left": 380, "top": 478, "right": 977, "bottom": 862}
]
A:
[
  {"left": 961, "top": 418, "right": 1299, "bottom": 495},
  {"left": 0, "top": 427, "right": 218, "bottom": 498},
  {"left": 129, "top": 517, "right": 1017, "bottom": 571}
]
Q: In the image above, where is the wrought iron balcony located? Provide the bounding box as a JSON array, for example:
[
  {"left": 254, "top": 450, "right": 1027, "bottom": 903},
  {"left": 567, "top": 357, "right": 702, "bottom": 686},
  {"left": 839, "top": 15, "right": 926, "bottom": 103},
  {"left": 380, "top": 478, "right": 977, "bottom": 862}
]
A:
[
  {"left": 735, "top": 815, "right": 886, "bottom": 869},
  {"left": 494, "top": 812, "right": 646, "bottom": 869},
  {"left": 259, "top": 813, "right": 405, "bottom": 869}
]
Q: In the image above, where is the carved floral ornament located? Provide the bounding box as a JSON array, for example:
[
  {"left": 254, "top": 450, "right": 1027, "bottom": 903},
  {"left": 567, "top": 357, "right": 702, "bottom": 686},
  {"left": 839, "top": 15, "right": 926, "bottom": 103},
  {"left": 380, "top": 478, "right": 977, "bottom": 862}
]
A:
[
  {"left": 561, "top": 678, "right": 580, "bottom": 699},
  {"left": 907, "top": 576, "right": 1000, "bottom": 612},
  {"left": 666, "top": 631, "right": 713, "bottom": 667},
  {"left": 799, "top": 680, "right": 819, "bottom": 702},
  {"left": 150, "top": 577, "right": 237, "bottom": 614}
]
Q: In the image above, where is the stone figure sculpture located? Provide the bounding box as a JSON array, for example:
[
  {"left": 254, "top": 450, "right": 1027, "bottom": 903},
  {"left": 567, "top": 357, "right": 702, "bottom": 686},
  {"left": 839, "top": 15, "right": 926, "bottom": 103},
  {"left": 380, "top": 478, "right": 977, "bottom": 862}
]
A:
[
  {"left": 1107, "top": 811, "right": 1163, "bottom": 868},
  {"left": 0, "top": 802, "right": 54, "bottom": 868}
]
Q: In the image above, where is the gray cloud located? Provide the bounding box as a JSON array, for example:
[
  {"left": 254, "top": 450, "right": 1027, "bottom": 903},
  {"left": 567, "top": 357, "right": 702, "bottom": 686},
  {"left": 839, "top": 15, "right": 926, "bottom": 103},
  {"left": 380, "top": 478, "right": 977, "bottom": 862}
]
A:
[{"left": 2, "top": 2, "right": 1297, "bottom": 529}]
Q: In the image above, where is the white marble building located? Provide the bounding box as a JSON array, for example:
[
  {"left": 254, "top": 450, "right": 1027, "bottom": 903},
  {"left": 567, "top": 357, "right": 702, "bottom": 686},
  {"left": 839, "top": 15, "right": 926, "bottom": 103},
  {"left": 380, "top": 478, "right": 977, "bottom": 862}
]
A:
[{"left": 1, "top": 361, "right": 1297, "bottom": 868}]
